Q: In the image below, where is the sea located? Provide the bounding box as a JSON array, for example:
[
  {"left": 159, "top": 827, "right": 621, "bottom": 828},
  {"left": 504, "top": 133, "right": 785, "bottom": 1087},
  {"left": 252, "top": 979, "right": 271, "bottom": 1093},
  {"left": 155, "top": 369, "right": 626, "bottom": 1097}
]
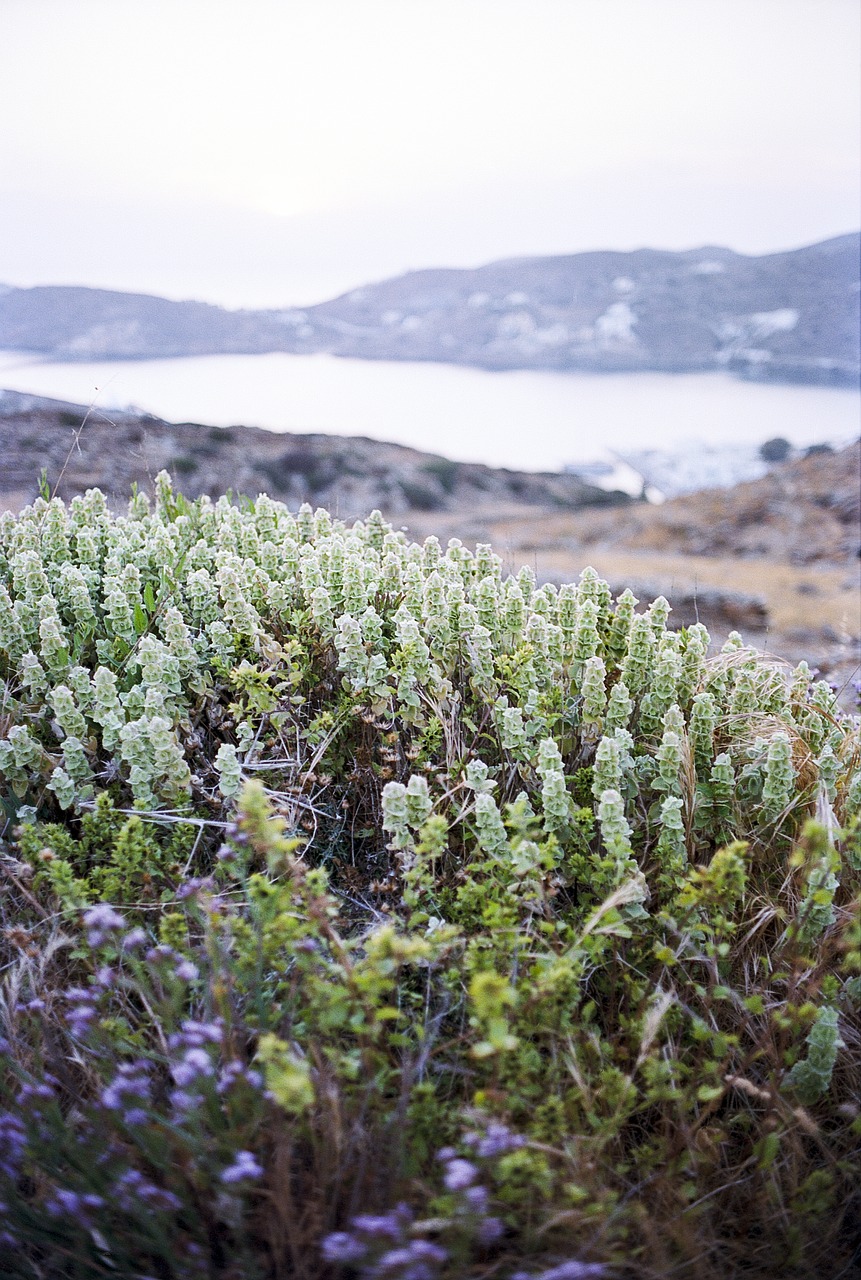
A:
[{"left": 0, "top": 350, "right": 858, "bottom": 482}]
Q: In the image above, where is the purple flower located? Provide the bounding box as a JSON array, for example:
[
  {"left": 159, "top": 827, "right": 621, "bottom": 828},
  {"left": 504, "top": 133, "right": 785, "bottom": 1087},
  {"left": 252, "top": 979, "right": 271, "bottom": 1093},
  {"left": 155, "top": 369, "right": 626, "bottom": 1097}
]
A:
[
  {"left": 114, "top": 1169, "right": 182, "bottom": 1212},
  {"left": 101, "top": 1061, "right": 151, "bottom": 1112},
  {"left": 176, "top": 876, "right": 216, "bottom": 901},
  {"left": 168, "top": 1018, "right": 223, "bottom": 1050},
  {"left": 95, "top": 966, "right": 117, "bottom": 988},
  {"left": 462, "top": 1184, "right": 489, "bottom": 1214},
  {"left": 352, "top": 1209, "right": 409, "bottom": 1242},
  {"left": 220, "top": 1150, "right": 263, "bottom": 1184},
  {"left": 146, "top": 944, "right": 178, "bottom": 966},
  {"left": 174, "top": 959, "right": 199, "bottom": 982},
  {"left": 216, "top": 1060, "right": 262, "bottom": 1095},
  {"left": 25, "top": 997, "right": 45, "bottom": 1011},
  {"left": 123, "top": 1108, "right": 149, "bottom": 1126},
  {"left": 122, "top": 928, "right": 148, "bottom": 950},
  {"left": 467, "top": 1121, "right": 525, "bottom": 1159},
  {"left": 376, "top": 1240, "right": 447, "bottom": 1278},
  {"left": 83, "top": 904, "right": 126, "bottom": 947},
  {"left": 476, "top": 1215, "right": 504, "bottom": 1245},
  {"left": 65, "top": 1000, "right": 97, "bottom": 1036},
  {"left": 172, "top": 1048, "right": 214, "bottom": 1088},
  {"left": 17, "top": 1081, "right": 55, "bottom": 1105},
  {"left": 46, "top": 1188, "right": 105, "bottom": 1217},
  {"left": 322, "top": 1231, "right": 368, "bottom": 1264},
  {"left": 0, "top": 1112, "right": 27, "bottom": 1179},
  {"left": 170, "top": 1089, "right": 198, "bottom": 1114},
  {"left": 443, "top": 1158, "right": 478, "bottom": 1191}
]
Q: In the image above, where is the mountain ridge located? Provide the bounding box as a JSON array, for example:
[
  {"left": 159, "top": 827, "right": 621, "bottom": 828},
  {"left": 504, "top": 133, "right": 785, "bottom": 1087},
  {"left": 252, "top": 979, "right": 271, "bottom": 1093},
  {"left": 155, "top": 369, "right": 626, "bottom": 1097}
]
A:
[{"left": 1, "top": 234, "right": 857, "bottom": 385}]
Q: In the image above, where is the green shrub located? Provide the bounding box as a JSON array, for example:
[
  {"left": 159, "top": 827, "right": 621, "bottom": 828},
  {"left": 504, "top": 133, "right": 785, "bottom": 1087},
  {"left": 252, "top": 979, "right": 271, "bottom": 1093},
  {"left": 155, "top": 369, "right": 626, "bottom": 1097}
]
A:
[{"left": 0, "top": 474, "right": 859, "bottom": 1279}]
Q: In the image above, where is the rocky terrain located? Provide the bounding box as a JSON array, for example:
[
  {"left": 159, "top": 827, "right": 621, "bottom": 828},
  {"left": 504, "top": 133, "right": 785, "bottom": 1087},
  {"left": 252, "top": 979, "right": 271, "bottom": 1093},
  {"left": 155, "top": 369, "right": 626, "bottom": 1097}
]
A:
[
  {"left": 0, "top": 390, "right": 624, "bottom": 520},
  {"left": 1, "top": 233, "right": 858, "bottom": 385}
]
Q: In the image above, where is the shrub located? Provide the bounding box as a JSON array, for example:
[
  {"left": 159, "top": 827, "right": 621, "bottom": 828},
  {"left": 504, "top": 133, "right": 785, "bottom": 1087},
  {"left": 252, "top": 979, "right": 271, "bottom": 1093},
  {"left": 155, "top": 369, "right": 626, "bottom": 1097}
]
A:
[
  {"left": 170, "top": 455, "right": 199, "bottom": 476},
  {"left": 759, "top": 437, "right": 792, "bottom": 463},
  {"left": 0, "top": 474, "right": 859, "bottom": 1279}
]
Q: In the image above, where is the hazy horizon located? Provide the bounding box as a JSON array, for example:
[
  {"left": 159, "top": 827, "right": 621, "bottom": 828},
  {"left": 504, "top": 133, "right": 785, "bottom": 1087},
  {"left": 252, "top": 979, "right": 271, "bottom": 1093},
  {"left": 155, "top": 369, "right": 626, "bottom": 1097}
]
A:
[{"left": 2, "top": 0, "right": 859, "bottom": 310}]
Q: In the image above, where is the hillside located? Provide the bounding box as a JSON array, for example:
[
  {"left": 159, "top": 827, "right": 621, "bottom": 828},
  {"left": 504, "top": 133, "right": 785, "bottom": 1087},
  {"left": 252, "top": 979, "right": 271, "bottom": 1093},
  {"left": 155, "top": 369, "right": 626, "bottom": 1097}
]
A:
[
  {"left": 1, "top": 233, "right": 858, "bottom": 384},
  {"left": 0, "top": 390, "right": 623, "bottom": 518}
]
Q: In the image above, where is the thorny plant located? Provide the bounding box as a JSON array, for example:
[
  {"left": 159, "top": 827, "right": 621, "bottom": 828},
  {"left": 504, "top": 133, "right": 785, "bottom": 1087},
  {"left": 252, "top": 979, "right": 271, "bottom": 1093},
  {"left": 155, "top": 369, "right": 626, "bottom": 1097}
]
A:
[{"left": 0, "top": 477, "right": 859, "bottom": 1279}]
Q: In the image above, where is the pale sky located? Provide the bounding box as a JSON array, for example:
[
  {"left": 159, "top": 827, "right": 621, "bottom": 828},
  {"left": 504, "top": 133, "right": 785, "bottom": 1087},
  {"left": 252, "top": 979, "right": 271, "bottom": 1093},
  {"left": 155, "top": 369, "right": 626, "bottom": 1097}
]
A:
[{"left": 1, "top": 0, "right": 859, "bottom": 307}]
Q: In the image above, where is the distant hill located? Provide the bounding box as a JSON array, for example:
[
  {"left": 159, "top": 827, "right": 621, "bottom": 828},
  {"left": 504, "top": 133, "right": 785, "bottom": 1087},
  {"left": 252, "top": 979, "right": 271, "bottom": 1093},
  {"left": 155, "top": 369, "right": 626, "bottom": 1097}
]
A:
[{"left": 1, "top": 234, "right": 858, "bottom": 385}]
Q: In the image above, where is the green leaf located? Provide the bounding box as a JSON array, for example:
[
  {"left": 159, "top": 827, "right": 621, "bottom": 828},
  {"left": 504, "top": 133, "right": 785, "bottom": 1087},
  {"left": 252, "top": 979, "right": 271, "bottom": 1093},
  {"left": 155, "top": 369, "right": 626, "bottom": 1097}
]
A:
[{"left": 755, "top": 1131, "right": 780, "bottom": 1169}]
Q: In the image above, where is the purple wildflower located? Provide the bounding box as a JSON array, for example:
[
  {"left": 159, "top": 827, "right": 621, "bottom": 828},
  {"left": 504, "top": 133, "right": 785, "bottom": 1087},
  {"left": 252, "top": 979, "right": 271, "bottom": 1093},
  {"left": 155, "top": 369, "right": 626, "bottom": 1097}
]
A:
[
  {"left": 220, "top": 1150, "right": 264, "bottom": 1184},
  {"left": 176, "top": 876, "right": 216, "bottom": 901},
  {"left": 476, "top": 1215, "right": 504, "bottom": 1245},
  {"left": 101, "top": 1061, "right": 151, "bottom": 1113},
  {"left": 167, "top": 1018, "right": 223, "bottom": 1050},
  {"left": 376, "top": 1239, "right": 447, "bottom": 1278},
  {"left": 170, "top": 1089, "right": 198, "bottom": 1114},
  {"left": 122, "top": 927, "right": 148, "bottom": 950},
  {"left": 25, "top": 997, "right": 45, "bottom": 1011},
  {"left": 0, "top": 1112, "right": 27, "bottom": 1179},
  {"left": 216, "top": 1060, "right": 262, "bottom": 1095},
  {"left": 172, "top": 1048, "right": 214, "bottom": 1088},
  {"left": 462, "top": 1184, "right": 490, "bottom": 1214},
  {"left": 443, "top": 1158, "right": 478, "bottom": 1191},
  {"left": 17, "top": 1081, "right": 55, "bottom": 1105},
  {"left": 467, "top": 1121, "right": 525, "bottom": 1159},
  {"left": 174, "top": 958, "right": 199, "bottom": 982},
  {"left": 322, "top": 1231, "right": 368, "bottom": 1264},
  {"left": 352, "top": 1208, "right": 410, "bottom": 1242},
  {"left": 45, "top": 1188, "right": 105, "bottom": 1217},
  {"left": 83, "top": 904, "right": 126, "bottom": 947},
  {"left": 65, "top": 997, "right": 97, "bottom": 1036},
  {"left": 114, "top": 1169, "right": 182, "bottom": 1212},
  {"left": 146, "top": 944, "right": 178, "bottom": 966}
]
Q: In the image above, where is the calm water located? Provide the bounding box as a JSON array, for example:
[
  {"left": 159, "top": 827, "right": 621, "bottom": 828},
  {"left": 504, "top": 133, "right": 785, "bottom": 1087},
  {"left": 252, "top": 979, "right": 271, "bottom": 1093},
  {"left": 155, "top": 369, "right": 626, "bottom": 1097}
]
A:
[{"left": 1, "top": 350, "right": 857, "bottom": 472}]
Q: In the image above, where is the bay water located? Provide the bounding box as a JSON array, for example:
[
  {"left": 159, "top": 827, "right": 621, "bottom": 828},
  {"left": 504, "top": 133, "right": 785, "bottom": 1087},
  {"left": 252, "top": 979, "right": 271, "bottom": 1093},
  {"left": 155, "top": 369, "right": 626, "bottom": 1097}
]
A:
[{"left": 0, "top": 350, "right": 857, "bottom": 474}]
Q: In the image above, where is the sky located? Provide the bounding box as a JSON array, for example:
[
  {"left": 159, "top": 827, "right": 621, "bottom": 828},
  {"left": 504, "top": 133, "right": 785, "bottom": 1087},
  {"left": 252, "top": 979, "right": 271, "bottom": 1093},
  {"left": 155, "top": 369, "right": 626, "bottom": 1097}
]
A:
[{"left": 1, "top": 0, "right": 859, "bottom": 308}]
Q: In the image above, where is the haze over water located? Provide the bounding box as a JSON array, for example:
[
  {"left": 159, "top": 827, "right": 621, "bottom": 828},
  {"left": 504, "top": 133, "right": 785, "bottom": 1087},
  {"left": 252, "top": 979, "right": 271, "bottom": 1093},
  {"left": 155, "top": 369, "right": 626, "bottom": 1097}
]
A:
[{"left": 1, "top": 350, "right": 857, "bottom": 474}]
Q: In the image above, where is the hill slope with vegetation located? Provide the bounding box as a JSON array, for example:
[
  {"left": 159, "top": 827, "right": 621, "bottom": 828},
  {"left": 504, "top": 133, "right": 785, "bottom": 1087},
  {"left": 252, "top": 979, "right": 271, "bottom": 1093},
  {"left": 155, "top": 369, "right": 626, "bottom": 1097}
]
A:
[
  {"left": 0, "top": 476, "right": 859, "bottom": 1279},
  {"left": 0, "top": 390, "right": 625, "bottom": 518},
  {"left": 1, "top": 233, "right": 857, "bottom": 384}
]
